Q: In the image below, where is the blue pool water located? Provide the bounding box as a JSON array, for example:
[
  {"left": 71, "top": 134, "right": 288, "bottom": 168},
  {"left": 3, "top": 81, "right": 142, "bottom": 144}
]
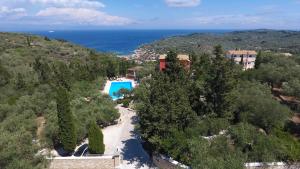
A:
[{"left": 109, "top": 82, "right": 133, "bottom": 100}]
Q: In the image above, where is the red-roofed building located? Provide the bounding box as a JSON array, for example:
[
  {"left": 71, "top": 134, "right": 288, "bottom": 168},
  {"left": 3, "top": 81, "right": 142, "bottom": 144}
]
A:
[{"left": 159, "top": 54, "right": 191, "bottom": 71}]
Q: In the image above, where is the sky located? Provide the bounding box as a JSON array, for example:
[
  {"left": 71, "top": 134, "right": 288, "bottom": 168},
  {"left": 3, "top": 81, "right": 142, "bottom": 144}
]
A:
[{"left": 0, "top": 0, "right": 300, "bottom": 31}]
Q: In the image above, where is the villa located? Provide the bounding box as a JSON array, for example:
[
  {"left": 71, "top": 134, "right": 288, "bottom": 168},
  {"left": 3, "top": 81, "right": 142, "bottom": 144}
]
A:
[
  {"left": 159, "top": 54, "right": 191, "bottom": 71},
  {"left": 226, "top": 50, "right": 257, "bottom": 70}
]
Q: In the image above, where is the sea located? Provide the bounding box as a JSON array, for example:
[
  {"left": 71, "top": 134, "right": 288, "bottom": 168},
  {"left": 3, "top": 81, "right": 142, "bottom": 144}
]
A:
[{"left": 27, "top": 30, "right": 232, "bottom": 55}]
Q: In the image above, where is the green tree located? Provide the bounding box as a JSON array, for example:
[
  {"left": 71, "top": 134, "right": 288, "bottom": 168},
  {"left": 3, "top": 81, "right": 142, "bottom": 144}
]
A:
[
  {"left": 106, "top": 61, "right": 116, "bottom": 79},
  {"left": 26, "top": 36, "right": 32, "bottom": 47},
  {"left": 205, "top": 45, "right": 236, "bottom": 117},
  {"left": 190, "top": 136, "right": 245, "bottom": 169},
  {"left": 44, "top": 36, "right": 51, "bottom": 41},
  {"left": 52, "top": 62, "right": 71, "bottom": 90},
  {"left": 70, "top": 60, "right": 91, "bottom": 81},
  {"left": 118, "top": 60, "right": 127, "bottom": 76},
  {"left": 189, "top": 53, "right": 212, "bottom": 115},
  {"left": 254, "top": 51, "right": 262, "bottom": 69},
  {"left": 136, "top": 73, "right": 196, "bottom": 151},
  {"left": 239, "top": 55, "right": 244, "bottom": 66},
  {"left": 86, "top": 53, "right": 107, "bottom": 80},
  {"left": 33, "top": 57, "right": 51, "bottom": 84},
  {"left": 56, "top": 87, "right": 77, "bottom": 153},
  {"left": 165, "top": 51, "right": 185, "bottom": 81},
  {"left": 0, "top": 60, "right": 10, "bottom": 86},
  {"left": 232, "top": 81, "right": 290, "bottom": 133},
  {"left": 283, "top": 79, "right": 300, "bottom": 98},
  {"left": 255, "top": 63, "right": 284, "bottom": 87},
  {"left": 15, "top": 73, "right": 25, "bottom": 90},
  {"left": 88, "top": 122, "right": 105, "bottom": 154}
]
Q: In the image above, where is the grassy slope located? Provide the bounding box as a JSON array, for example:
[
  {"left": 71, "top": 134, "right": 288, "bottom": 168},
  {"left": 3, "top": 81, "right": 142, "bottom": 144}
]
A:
[
  {"left": 0, "top": 32, "right": 119, "bottom": 169},
  {"left": 143, "top": 30, "right": 300, "bottom": 54}
]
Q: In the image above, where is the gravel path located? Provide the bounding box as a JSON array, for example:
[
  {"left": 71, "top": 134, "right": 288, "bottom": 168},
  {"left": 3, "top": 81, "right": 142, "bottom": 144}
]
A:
[{"left": 103, "top": 105, "right": 155, "bottom": 169}]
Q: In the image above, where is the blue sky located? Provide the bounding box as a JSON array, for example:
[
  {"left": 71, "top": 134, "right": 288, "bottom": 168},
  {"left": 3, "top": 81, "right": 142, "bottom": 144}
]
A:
[{"left": 0, "top": 0, "right": 300, "bottom": 31}]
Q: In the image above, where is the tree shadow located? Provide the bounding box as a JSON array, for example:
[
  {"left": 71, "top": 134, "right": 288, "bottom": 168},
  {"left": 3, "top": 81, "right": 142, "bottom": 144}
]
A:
[
  {"left": 73, "top": 143, "right": 88, "bottom": 157},
  {"left": 121, "top": 131, "right": 153, "bottom": 169},
  {"left": 131, "top": 115, "right": 139, "bottom": 125},
  {"left": 286, "top": 120, "right": 300, "bottom": 138},
  {"left": 54, "top": 145, "right": 73, "bottom": 156}
]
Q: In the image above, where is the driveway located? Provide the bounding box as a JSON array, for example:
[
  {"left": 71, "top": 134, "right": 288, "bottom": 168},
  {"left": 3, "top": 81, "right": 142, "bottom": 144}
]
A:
[{"left": 103, "top": 105, "right": 155, "bottom": 169}]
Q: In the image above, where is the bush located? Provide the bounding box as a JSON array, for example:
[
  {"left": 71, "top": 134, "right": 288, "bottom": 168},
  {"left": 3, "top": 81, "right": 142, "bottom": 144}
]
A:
[
  {"left": 197, "top": 117, "right": 230, "bottom": 136},
  {"left": 271, "top": 129, "right": 300, "bottom": 161},
  {"left": 88, "top": 122, "right": 105, "bottom": 154},
  {"left": 44, "top": 36, "right": 51, "bottom": 41},
  {"left": 228, "top": 123, "right": 300, "bottom": 162},
  {"left": 232, "top": 81, "right": 291, "bottom": 133},
  {"left": 122, "top": 99, "right": 130, "bottom": 108},
  {"left": 190, "top": 136, "right": 246, "bottom": 169}
]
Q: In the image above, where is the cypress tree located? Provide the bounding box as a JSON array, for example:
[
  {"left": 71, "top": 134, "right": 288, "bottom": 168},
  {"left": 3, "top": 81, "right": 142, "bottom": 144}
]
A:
[
  {"left": 88, "top": 122, "right": 105, "bottom": 154},
  {"left": 56, "top": 87, "right": 77, "bottom": 153},
  {"left": 33, "top": 57, "right": 51, "bottom": 84},
  {"left": 239, "top": 55, "right": 244, "bottom": 66},
  {"left": 15, "top": 73, "right": 26, "bottom": 90},
  {"left": 206, "top": 45, "right": 236, "bottom": 117},
  {"left": 106, "top": 61, "right": 116, "bottom": 79},
  {"left": 0, "top": 60, "right": 11, "bottom": 86},
  {"left": 119, "top": 60, "right": 127, "bottom": 76},
  {"left": 255, "top": 51, "right": 262, "bottom": 69},
  {"left": 53, "top": 62, "right": 71, "bottom": 90}
]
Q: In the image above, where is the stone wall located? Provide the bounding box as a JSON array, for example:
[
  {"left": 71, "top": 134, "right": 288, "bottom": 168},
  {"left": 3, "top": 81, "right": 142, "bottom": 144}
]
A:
[
  {"left": 152, "top": 154, "right": 190, "bottom": 169},
  {"left": 245, "top": 162, "right": 300, "bottom": 169},
  {"left": 49, "top": 155, "right": 121, "bottom": 169}
]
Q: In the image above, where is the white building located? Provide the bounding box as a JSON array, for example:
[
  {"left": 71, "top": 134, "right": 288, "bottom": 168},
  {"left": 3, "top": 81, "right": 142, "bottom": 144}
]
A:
[{"left": 226, "top": 50, "right": 257, "bottom": 70}]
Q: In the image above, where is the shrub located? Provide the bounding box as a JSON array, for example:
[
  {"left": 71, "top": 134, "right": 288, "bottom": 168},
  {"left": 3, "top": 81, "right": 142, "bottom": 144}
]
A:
[
  {"left": 122, "top": 99, "right": 130, "bottom": 108},
  {"left": 228, "top": 123, "right": 299, "bottom": 162},
  {"left": 44, "top": 36, "right": 51, "bottom": 41},
  {"left": 197, "top": 117, "right": 230, "bottom": 136}
]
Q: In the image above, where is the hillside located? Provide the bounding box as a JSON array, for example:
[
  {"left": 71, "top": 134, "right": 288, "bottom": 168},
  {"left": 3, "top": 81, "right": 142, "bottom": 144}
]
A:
[
  {"left": 134, "top": 48, "right": 300, "bottom": 168},
  {"left": 0, "top": 32, "right": 133, "bottom": 169},
  {"left": 142, "top": 30, "right": 300, "bottom": 55}
]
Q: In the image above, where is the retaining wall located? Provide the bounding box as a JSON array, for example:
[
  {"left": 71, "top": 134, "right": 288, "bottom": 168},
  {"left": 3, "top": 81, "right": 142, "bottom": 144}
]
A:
[
  {"left": 49, "top": 155, "right": 122, "bottom": 169},
  {"left": 152, "top": 154, "right": 190, "bottom": 169}
]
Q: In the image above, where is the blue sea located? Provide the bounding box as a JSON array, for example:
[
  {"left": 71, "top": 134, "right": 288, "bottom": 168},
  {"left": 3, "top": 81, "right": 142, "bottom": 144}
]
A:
[{"left": 28, "top": 30, "right": 232, "bottom": 55}]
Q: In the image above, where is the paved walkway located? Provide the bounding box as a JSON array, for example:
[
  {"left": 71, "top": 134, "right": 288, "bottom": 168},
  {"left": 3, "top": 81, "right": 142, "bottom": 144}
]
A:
[{"left": 103, "top": 105, "right": 155, "bottom": 169}]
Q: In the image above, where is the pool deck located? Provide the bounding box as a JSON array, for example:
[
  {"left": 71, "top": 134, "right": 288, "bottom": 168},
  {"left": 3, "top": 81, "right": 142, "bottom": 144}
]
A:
[{"left": 102, "top": 78, "right": 137, "bottom": 96}]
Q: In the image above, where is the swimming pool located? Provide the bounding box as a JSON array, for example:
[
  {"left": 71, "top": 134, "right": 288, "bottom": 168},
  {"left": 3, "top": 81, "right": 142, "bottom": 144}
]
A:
[{"left": 109, "top": 81, "right": 133, "bottom": 100}]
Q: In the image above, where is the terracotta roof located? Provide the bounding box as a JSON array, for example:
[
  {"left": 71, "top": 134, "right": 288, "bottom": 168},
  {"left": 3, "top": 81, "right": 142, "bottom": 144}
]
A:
[
  {"left": 159, "top": 54, "right": 167, "bottom": 60},
  {"left": 227, "top": 50, "right": 257, "bottom": 55},
  {"left": 159, "top": 54, "right": 190, "bottom": 61},
  {"left": 177, "top": 54, "right": 190, "bottom": 61}
]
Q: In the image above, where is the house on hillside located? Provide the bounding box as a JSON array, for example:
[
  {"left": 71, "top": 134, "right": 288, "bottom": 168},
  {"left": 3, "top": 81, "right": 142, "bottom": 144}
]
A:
[
  {"left": 159, "top": 54, "right": 191, "bottom": 71},
  {"left": 226, "top": 50, "right": 257, "bottom": 70},
  {"left": 126, "top": 66, "right": 143, "bottom": 80}
]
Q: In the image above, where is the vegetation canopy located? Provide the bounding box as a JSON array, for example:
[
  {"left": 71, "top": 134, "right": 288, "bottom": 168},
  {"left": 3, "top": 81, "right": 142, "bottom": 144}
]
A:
[
  {"left": 0, "top": 33, "right": 130, "bottom": 168},
  {"left": 134, "top": 45, "right": 300, "bottom": 168}
]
